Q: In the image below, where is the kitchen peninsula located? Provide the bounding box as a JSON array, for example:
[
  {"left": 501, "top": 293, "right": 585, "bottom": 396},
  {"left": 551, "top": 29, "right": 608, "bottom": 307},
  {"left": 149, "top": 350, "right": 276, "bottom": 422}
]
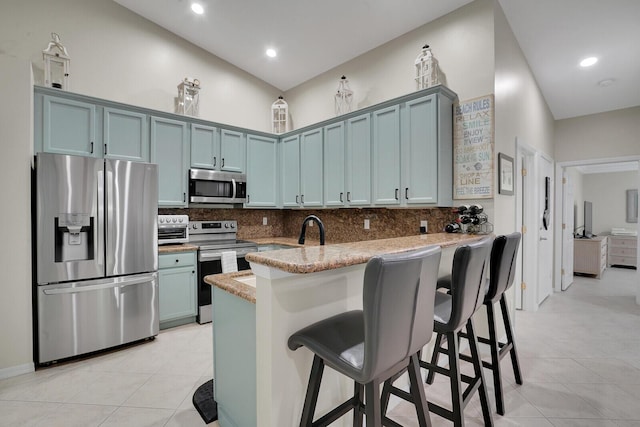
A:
[{"left": 205, "top": 233, "right": 485, "bottom": 427}]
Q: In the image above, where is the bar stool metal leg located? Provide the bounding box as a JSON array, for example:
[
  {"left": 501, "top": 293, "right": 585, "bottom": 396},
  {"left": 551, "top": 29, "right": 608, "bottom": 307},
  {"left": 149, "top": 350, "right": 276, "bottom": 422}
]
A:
[
  {"left": 486, "top": 301, "right": 505, "bottom": 415},
  {"left": 353, "top": 383, "right": 364, "bottom": 426},
  {"left": 466, "top": 318, "right": 494, "bottom": 427},
  {"left": 425, "top": 332, "right": 443, "bottom": 385},
  {"left": 501, "top": 295, "right": 523, "bottom": 385},
  {"left": 300, "top": 355, "right": 324, "bottom": 427}
]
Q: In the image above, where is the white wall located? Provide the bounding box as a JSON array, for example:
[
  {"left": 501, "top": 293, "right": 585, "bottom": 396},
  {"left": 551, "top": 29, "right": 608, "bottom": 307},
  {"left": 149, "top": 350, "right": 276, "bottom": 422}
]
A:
[
  {"left": 284, "top": 0, "right": 495, "bottom": 129},
  {"left": 583, "top": 171, "right": 638, "bottom": 235},
  {"left": 0, "top": 58, "right": 34, "bottom": 377},
  {"left": 0, "top": 0, "right": 280, "bottom": 131},
  {"left": 493, "top": 1, "right": 555, "bottom": 235},
  {"left": 555, "top": 107, "right": 640, "bottom": 162}
]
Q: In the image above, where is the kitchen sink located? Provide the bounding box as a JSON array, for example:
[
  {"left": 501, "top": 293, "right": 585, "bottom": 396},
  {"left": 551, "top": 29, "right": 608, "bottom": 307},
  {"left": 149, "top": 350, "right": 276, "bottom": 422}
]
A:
[{"left": 257, "top": 243, "right": 298, "bottom": 252}]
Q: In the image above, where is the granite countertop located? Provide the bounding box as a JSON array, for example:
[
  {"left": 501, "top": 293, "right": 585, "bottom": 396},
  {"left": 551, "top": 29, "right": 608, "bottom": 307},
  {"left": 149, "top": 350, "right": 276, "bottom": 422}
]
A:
[
  {"left": 207, "top": 233, "right": 488, "bottom": 304},
  {"left": 204, "top": 270, "right": 257, "bottom": 303},
  {"left": 158, "top": 244, "right": 199, "bottom": 254},
  {"left": 245, "top": 233, "right": 486, "bottom": 274}
]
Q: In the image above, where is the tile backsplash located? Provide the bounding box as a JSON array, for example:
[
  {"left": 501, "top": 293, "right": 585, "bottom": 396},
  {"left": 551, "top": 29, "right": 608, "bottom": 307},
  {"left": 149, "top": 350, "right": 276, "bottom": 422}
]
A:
[{"left": 159, "top": 207, "right": 456, "bottom": 243}]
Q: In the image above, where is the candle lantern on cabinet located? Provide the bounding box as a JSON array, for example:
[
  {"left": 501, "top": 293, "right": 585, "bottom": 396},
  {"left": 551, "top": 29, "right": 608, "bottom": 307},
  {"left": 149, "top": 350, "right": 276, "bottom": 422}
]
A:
[
  {"left": 334, "top": 75, "right": 353, "bottom": 116},
  {"left": 177, "top": 77, "right": 201, "bottom": 116},
  {"left": 271, "top": 96, "right": 289, "bottom": 134},
  {"left": 42, "top": 33, "right": 70, "bottom": 90},
  {"left": 414, "top": 44, "right": 441, "bottom": 90}
]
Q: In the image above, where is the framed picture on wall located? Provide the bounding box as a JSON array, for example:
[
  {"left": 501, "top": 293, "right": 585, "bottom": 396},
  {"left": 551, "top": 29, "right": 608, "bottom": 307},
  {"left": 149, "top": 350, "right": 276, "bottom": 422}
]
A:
[{"left": 498, "top": 153, "right": 514, "bottom": 195}]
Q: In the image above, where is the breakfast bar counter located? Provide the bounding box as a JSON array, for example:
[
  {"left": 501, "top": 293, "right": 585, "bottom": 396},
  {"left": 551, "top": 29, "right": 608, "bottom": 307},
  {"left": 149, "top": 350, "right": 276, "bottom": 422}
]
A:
[{"left": 205, "top": 233, "right": 486, "bottom": 427}]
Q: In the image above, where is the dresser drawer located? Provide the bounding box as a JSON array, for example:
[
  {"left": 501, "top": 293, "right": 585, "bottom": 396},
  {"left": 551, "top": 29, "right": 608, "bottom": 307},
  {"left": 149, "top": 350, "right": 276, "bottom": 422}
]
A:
[
  {"left": 608, "top": 255, "right": 637, "bottom": 267},
  {"left": 159, "top": 252, "right": 196, "bottom": 269},
  {"left": 609, "top": 247, "right": 637, "bottom": 257},
  {"left": 609, "top": 237, "right": 638, "bottom": 249}
]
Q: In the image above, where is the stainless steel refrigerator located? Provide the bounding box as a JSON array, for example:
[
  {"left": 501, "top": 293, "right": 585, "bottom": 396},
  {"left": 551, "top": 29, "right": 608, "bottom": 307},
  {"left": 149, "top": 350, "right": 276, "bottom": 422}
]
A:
[{"left": 35, "top": 153, "right": 159, "bottom": 364}]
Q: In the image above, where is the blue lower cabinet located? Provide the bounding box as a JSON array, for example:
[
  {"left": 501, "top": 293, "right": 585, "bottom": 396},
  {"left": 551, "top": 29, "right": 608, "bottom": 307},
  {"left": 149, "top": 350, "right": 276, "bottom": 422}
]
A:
[{"left": 158, "top": 252, "right": 197, "bottom": 329}]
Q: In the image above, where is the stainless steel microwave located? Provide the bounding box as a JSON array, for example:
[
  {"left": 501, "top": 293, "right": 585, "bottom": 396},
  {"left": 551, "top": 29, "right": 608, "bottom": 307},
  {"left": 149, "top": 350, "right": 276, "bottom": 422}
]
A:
[{"left": 189, "top": 169, "right": 247, "bottom": 204}]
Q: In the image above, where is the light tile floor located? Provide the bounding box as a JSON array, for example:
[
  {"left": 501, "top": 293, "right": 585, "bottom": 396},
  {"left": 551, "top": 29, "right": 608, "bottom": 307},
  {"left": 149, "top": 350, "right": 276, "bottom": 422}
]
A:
[{"left": 0, "top": 267, "right": 638, "bottom": 426}]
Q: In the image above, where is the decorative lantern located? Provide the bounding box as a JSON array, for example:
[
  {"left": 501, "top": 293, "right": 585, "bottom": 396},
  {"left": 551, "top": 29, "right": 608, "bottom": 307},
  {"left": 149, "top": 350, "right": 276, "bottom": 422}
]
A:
[
  {"left": 414, "top": 44, "right": 441, "bottom": 90},
  {"left": 42, "top": 33, "right": 70, "bottom": 90},
  {"left": 271, "top": 96, "right": 289, "bottom": 134},
  {"left": 334, "top": 75, "right": 353, "bottom": 116},
  {"left": 177, "top": 77, "right": 201, "bottom": 116}
]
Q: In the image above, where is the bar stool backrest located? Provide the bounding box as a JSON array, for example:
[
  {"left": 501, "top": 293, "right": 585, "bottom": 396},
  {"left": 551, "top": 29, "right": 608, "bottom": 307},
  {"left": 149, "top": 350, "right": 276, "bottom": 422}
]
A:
[
  {"left": 486, "top": 232, "right": 522, "bottom": 303},
  {"left": 446, "top": 238, "right": 492, "bottom": 332},
  {"left": 362, "top": 245, "right": 441, "bottom": 382}
]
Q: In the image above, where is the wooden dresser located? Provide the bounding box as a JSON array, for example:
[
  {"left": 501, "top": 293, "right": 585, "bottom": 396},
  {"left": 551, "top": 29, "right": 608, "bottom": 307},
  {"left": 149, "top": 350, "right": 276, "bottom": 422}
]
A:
[
  {"left": 608, "top": 235, "right": 638, "bottom": 269},
  {"left": 574, "top": 236, "right": 608, "bottom": 278}
]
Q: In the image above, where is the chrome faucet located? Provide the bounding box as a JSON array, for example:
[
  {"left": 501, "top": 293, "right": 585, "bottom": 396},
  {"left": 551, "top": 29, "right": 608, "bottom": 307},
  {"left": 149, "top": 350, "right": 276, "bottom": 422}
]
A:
[{"left": 298, "top": 215, "right": 325, "bottom": 245}]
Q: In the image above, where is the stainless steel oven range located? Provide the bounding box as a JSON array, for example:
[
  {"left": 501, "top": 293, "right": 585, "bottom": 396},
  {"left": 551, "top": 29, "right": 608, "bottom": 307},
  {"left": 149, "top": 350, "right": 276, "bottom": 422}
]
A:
[{"left": 189, "top": 220, "right": 257, "bottom": 324}]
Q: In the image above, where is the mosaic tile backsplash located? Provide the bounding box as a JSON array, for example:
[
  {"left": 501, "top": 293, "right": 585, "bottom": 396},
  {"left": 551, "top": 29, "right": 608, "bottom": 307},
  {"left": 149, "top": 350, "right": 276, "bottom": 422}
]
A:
[{"left": 159, "top": 207, "right": 456, "bottom": 243}]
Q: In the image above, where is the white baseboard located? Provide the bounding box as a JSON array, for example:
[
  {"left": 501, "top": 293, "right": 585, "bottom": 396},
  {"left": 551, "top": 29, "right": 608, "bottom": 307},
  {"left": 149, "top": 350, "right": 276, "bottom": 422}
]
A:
[{"left": 0, "top": 362, "right": 35, "bottom": 380}]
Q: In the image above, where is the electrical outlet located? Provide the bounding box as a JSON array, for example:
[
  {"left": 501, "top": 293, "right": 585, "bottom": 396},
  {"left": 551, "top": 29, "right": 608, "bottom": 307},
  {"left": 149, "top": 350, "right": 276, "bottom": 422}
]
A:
[
  {"left": 364, "top": 219, "right": 370, "bottom": 230},
  {"left": 420, "top": 220, "right": 428, "bottom": 234},
  {"left": 309, "top": 221, "right": 313, "bottom": 227},
  {"left": 263, "top": 217, "right": 268, "bottom": 226}
]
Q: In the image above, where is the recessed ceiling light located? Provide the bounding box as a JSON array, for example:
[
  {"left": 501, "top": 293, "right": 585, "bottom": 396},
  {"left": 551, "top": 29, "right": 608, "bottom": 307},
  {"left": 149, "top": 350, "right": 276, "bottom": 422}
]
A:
[
  {"left": 579, "top": 57, "right": 598, "bottom": 67},
  {"left": 191, "top": 3, "right": 204, "bottom": 15},
  {"left": 598, "top": 78, "right": 615, "bottom": 87},
  {"left": 266, "top": 48, "right": 277, "bottom": 58}
]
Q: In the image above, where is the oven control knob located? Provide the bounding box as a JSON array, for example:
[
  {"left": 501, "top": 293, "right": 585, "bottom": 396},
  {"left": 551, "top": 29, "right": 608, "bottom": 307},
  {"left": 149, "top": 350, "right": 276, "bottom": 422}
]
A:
[
  {"left": 225, "top": 223, "right": 229, "bottom": 228},
  {"left": 192, "top": 223, "right": 198, "bottom": 229},
  {"left": 159, "top": 217, "right": 165, "bottom": 223},
  {"left": 230, "top": 223, "right": 235, "bottom": 229},
  {"left": 172, "top": 218, "right": 177, "bottom": 223},
  {"left": 178, "top": 217, "right": 183, "bottom": 223}
]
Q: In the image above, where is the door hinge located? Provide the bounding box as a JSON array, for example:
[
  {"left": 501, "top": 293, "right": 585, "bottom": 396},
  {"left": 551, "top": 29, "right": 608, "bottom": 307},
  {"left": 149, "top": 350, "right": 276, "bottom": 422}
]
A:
[
  {"left": 562, "top": 223, "right": 566, "bottom": 230},
  {"left": 521, "top": 168, "right": 527, "bottom": 176},
  {"left": 521, "top": 225, "right": 527, "bottom": 234},
  {"left": 561, "top": 268, "right": 565, "bottom": 275},
  {"left": 562, "top": 177, "right": 567, "bottom": 184},
  {"left": 521, "top": 282, "right": 527, "bottom": 290}
]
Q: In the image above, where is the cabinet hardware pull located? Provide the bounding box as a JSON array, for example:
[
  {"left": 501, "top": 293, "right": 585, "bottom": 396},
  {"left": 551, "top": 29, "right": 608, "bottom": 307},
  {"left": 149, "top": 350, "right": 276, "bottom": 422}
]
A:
[
  {"left": 347, "top": 192, "right": 351, "bottom": 202},
  {"left": 213, "top": 157, "right": 216, "bottom": 167},
  {"left": 104, "top": 143, "right": 107, "bottom": 155},
  {"left": 221, "top": 158, "right": 225, "bottom": 168},
  {"left": 340, "top": 192, "right": 343, "bottom": 203},
  {"left": 395, "top": 188, "right": 399, "bottom": 200},
  {"left": 405, "top": 188, "right": 409, "bottom": 199},
  {"left": 90, "top": 142, "right": 94, "bottom": 154},
  {"left": 247, "top": 194, "right": 250, "bottom": 203},
  {"left": 175, "top": 259, "right": 179, "bottom": 263},
  {"left": 183, "top": 192, "right": 186, "bottom": 203},
  {"left": 296, "top": 195, "right": 299, "bottom": 204},
  {"left": 301, "top": 194, "right": 304, "bottom": 204}
]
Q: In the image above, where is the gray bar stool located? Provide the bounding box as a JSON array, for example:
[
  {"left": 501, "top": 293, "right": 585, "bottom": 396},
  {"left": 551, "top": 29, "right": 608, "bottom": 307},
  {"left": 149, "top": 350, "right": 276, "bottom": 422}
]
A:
[
  {"left": 288, "top": 245, "right": 442, "bottom": 427},
  {"left": 427, "top": 232, "right": 522, "bottom": 416},
  {"left": 405, "top": 238, "right": 494, "bottom": 426}
]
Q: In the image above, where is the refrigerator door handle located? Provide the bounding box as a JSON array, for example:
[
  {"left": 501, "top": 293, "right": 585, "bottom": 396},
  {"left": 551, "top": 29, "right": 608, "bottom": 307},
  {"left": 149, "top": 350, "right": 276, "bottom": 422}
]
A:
[
  {"left": 97, "top": 169, "right": 105, "bottom": 270},
  {"left": 42, "top": 274, "right": 156, "bottom": 295}
]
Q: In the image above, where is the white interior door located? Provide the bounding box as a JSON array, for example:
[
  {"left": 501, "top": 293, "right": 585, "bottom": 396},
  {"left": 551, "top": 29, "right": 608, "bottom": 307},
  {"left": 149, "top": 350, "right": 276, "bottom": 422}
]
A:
[
  {"left": 537, "top": 156, "right": 554, "bottom": 305},
  {"left": 561, "top": 171, "right": 574, "bottom": 290}
]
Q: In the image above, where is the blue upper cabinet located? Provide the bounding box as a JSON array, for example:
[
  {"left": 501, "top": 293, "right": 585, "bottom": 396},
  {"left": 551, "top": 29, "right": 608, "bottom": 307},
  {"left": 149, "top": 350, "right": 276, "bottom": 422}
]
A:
[
  {"left": 190, "top": 123, "right": 219, "bottom": 170},
  {"left": 103, "top": 108, "right": 149, "bottom": 162},
  {"left": 372, "top": 105, "right": 401, "bottom": 206},
  {"left": 151, "top": 117, "right": 189, "bottom": 207},
  {"left": 323, "top": 122, "right": 346, "bottom": 207},
  {"left": 300, "top": 128, "right": 324, "bottom": 207},
  {"left": 220, "top": 129, "right": 246, "bottom": 173},
  {"left": 246, "top": 134, "right": 278, "bottom": 207},
  {"left": 402, "top": 95, "right": 439, "bottom": 205},
  {"left": 280, "top": 134, "right": 300, "bottom": 207},
  {"left": 345, "top": 113, "right": 372, "bottom": 206},
  {"left": 42, "top": 95, "right": 96, "bottom": 157}
]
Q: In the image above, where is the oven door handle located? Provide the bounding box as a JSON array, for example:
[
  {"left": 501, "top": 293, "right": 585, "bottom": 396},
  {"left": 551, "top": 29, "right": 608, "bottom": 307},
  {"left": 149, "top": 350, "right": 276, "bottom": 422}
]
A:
[{"left": 199, "top": 248, "right": 256, "bottom": 262}]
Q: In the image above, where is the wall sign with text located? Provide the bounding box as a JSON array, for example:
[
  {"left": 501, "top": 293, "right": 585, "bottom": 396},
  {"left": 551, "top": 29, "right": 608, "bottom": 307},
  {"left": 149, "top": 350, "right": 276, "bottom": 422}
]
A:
[{"left": 453, "top": 94, "right": 494, "bottom": 199}]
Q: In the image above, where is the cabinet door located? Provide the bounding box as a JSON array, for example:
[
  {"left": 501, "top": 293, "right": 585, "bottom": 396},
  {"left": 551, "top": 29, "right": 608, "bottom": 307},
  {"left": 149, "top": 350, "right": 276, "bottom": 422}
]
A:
[
  {"left": 159, "top": 265, "right": 196, "bottom": 323},
  {"left": 346, "top": 113, "right": 371, "bottom": 206},
  {"left": 43, "top": 95, "right": 96, "bottom": 156},
  {"left": 300, "top": 129, "right": 324, "bottom": 207},
  {"left": 403, "top": 95, "right": 438, "bottom": 204},
  {"left": 372, "top": 105, "right": 401, "bottom": 205},
  {"left": 280, "top": 134, "right": 300, "bottom": 207},
  {"left": 103, "top": 108, "right": 149, "bottom": 162},
  {"left": 323, "top": 122, "right": 346, "bottom": 207},
  {"left": 246, "top": 134, "right": 278, "bottom": 207},
  {"left": 220, "top": 129, "right": 245, "bottom": 173},
  {"left": 191, "top": 124, "right": 219, "bottom": 169},
  {"left": 151, "top": 117, "right": 189, "bottom": 207}
]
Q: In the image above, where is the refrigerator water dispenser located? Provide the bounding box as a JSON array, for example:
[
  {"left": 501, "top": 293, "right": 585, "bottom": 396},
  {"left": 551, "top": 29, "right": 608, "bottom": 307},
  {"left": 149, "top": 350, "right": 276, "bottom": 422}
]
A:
[{"left": 54, "top": 213, "right": 94, "bottom": 262}]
